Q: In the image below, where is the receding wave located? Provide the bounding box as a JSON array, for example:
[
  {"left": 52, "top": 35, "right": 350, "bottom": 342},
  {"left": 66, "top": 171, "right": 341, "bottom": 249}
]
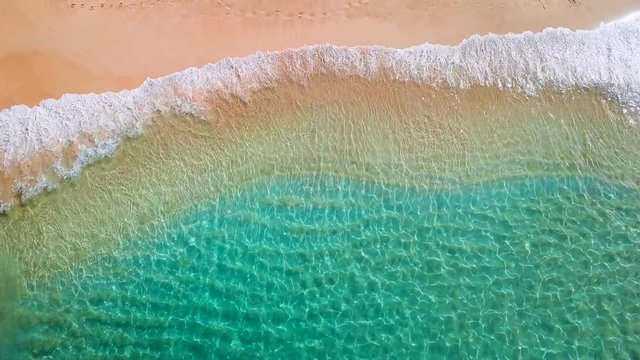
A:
[{"left": 1, "top": 18, "right": 639, "bottom": 212}]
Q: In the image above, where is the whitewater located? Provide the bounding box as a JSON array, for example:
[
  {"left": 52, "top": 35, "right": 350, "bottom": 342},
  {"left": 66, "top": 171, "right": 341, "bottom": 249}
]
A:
[{"left": 0, "top": 16, "right": 639, "bottom": 213}]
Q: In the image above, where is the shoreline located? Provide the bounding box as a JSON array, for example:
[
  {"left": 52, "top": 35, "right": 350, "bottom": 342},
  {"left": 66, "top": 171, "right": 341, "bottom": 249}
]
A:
[
  {"left": 1, "top": 20, "right": 640, "bottom": 213},
  {"left": 2, "top": 0, "right": 640, "bottom": 109},
  {"left": 2, "top": 3, "right": 640, "bottom": 356}
]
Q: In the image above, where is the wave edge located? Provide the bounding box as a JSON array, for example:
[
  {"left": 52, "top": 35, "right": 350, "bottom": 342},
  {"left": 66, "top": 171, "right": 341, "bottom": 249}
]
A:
[{"left": 1, "top": 20, "right": 639, "bottom": 212}]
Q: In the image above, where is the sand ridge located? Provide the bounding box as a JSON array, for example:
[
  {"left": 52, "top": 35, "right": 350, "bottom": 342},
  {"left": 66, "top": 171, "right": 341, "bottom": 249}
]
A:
[{"left": 1, "top": 0, "right": 639, "bottom": 109}]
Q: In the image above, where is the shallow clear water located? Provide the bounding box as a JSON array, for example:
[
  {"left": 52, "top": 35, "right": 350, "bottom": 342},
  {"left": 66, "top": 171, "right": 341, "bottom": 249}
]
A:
[{"left": 9, "top": 174, "right": 640, "bottom": 359}]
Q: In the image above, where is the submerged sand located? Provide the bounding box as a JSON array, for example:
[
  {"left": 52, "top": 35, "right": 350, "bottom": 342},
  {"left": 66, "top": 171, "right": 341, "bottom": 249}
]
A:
[
  {"left": 0, "top": 0, "right": 638, "bottom": 280},
  {"left": 1, "top": 0, "right": 639, "bottom": 109},
  {"left": 2, "top": 77, "right": 639, "bottom": 279}
]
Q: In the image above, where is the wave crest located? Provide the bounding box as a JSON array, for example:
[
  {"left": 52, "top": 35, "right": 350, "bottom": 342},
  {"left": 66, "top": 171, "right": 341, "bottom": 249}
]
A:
[{"left": 1, "top": 19, "right": 639, "bottom": 212}]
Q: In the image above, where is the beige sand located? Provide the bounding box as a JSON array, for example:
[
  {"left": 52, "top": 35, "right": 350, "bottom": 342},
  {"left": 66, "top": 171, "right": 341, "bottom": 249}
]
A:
[{"left": 1, "top": 0, "right": 639, "bottom": 109}]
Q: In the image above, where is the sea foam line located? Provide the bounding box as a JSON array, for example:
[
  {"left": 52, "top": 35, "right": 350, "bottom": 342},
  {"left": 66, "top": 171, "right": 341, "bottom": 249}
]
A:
[{"left": 0, "top": 16, "right": 639, "bottom": 212}]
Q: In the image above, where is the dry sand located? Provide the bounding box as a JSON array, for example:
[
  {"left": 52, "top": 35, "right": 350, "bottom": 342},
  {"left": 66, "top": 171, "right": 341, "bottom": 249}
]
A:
[{"left": 1, "top": 0, "right": 639, "bottom": 109}]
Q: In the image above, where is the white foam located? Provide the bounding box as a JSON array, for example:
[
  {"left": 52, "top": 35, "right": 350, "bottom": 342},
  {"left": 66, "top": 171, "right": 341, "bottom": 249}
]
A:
[
  {"left": 1, "top": 20, "right": 639, "bottom": 212},
  {"left": 600, "top": 10, "right": 640, "bottom": 27}
]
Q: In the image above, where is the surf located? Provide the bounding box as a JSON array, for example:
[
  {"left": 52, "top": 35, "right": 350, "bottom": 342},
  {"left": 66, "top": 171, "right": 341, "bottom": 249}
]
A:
[{"left": 1, "top": 18, "right": 639, "bottom": 213}]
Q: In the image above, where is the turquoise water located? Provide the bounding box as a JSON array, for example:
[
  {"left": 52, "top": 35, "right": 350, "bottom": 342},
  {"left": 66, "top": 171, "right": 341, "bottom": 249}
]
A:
[{"left": 9, "top": 174, "right": 640, "bottom": 359}]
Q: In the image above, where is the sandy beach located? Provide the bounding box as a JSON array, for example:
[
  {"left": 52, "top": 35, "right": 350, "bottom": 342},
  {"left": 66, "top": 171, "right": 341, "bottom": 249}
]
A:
[{"left": 1, "top": 0, "right": 639, "bottom": 109}]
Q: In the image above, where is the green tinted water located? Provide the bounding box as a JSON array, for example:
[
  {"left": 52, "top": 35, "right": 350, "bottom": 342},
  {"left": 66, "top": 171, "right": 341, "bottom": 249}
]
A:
[{"left": 8, "top": 174, "right": 639, "bottom": 359}]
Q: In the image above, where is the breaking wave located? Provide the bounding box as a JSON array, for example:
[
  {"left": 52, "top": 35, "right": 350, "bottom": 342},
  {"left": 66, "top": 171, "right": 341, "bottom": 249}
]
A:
[{"left": 1, "top": 16, "right": 639, "bottom": 212}]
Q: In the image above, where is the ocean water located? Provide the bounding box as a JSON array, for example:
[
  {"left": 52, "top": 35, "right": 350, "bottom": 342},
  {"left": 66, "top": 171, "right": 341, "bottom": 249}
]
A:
[
  {"left": 1, "top": 83, "right": 640, "bottom": 358},
  {"left": 5, "top": 174, "right": 639, "bottom": 359},
  {"left": 1, "top": 16, "right": 640, "bottom": 360}
]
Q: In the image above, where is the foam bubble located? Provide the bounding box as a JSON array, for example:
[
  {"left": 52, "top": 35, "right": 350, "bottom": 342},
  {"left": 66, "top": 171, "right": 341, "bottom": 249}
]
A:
[
  {"left": 1, "top": 20, "right": 639, "bottom": 212},
  {"left": 600, "top": 10, "right": 640, "bottom": 28}
]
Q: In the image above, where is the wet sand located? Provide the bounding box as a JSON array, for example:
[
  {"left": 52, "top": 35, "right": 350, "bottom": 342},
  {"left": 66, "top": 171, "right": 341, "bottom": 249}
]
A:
[{"left": 1, "top": 0, "right": 639, "bottom": 109}]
